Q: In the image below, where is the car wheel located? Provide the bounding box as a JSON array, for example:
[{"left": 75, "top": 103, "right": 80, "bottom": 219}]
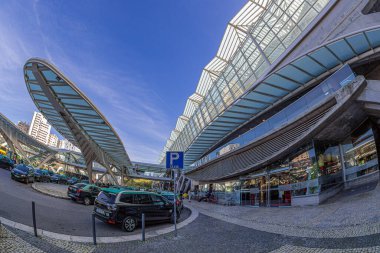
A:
[
  {"left": 122, "top": 216, "right": 137, "bottom": 232},
  {"left": 83, "top": 197, "right": 91, "bottom": 206},
  {"left": 11, "top": 174, "right": 14, "bottom": 180}
]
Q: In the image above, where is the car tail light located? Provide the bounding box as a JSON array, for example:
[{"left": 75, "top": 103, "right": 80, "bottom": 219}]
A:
[
  {"left": 76, "top": 189, "right": 81, "bottom": 194},
  {"left": 107, "top": 219, "right": 116, "bottom": 224}
]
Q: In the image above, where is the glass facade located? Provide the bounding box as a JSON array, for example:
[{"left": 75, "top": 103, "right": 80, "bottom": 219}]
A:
[
  {"left": 198, "top": 121, "right": 379, "bottom": 207},
  {"left": 342, "top": 124, "right": 379, "bottom": 182},
  {"left": 194, "top": 64, "right": 355, "bottom": 168},
  {"left": 240, "top": 143, "right": 318, "bottom": 207}
]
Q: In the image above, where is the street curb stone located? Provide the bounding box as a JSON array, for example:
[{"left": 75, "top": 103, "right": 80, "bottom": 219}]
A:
[
  {"left": 31, "top": 183, "right": 70, "bottom": 200},
  {"left": 0, "top": 205, "right": 199, "bottom": 243}
]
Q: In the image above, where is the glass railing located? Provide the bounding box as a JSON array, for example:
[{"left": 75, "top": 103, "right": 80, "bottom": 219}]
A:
[{"left": 192, "top": 64, "right": 356, "bottom": 168}]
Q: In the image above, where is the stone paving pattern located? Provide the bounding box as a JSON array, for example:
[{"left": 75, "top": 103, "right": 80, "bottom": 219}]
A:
[
  {"left": 2, "top": 182, "right": 379, "bottom": 252},
  {"left": 186, "top": 182, "right": 380, "bottom": 238}
]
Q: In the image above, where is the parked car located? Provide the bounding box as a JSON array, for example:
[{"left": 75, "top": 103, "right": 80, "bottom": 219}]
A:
[
  {"left": 68, "top": 184, "right": 101, "bottom": 205},
  {"left": 11, "top": 164, "right": 34, "bottom": 184},
  {"left": 50, "top": 174, "right": 68, "bottom": 184},
  {"left": 0, "top": 155, "right": 14, "bottom": 170},
  {"left": 94, "top": 190, "right": 179, "bottom": 232},
  {"left": 67, "top": 182, "right": 87, "bottom": 200},
  {"left": 80, "top": 179, "right": 89, "bottom": 184},
  {"left": 67, "top": 177, "right": 79, "bottom": 185},
  {"left": 160, "top": 191, "right": 184, "bottom": 212},
  {"left": 34, "top": 169, "right": 50, "bottom": 182}
]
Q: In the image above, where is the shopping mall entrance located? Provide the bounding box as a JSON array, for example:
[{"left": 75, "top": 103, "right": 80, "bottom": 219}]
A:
[{"left": 241, "top": 175, "right": 268, "bottom": 207}]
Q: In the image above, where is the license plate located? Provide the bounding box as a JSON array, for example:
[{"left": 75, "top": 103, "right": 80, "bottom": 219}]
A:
[{"left": 96, "top": 208, "right": 106, "bottom": 215}]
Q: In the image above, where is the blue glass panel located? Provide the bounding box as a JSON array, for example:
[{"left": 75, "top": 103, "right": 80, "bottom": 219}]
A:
[
  {"left": 76, "top": 118, "right": 104, "bottom": 124},
  {"left": 256, "top": 84, "right": 288, "bottom": 97},
  {"left": 60, "top": 99, "right": 89, "bottom": 106},
  {"left": 33, "top": 94, "right": 48, "bottom": 101},
  {"left": 222, "top": 111, "right": 251, "bottom": 119},
  {"left": 264, "top": 75, "right": 300, "bottom": 90},
  {"left": 51, "top": 86, "right": 78, "bottom": 95},
  {"left": 365, "top": 29, "right": 380, "bottom": 47},
  {"left": 277, "top": 65, "right": 311, "bottom": 83},
  {"left": 82, "top": 125, "right": 110, "bottom": 130},
  {"left": 229, "top": 105, "right": 259, "bottom": 114},
  {"left": 235, "top": 98, "right": 268, "bottom": 109},
  {"left": 42, "top": 70, "right": 59, "bottom": 82},
  {"left": 37, "top": 103, "right": 54, "bottom": 109},
  {"left": 216, "top": 116, "right": 245, "bottom": 123},
  {"left": 327, "top": 40, "right": 354, "bottom": 61},
  {"left": 309, "top": 47, "right": 340, "bottom": 69},
  {"left": 26, "top": 70, "right": 36, "bottom": 81},
  {"left": 68, "top": 109, "right": 98, "bottom": 116},
  {"left": 249, "top": 92, "right": 277, "bottom": 103},
  {"left": 29, "top": 84, "right": 42, "bottom": 91},
  {"left": 346, "top": 33, "right": 370, "bottom": 54},
  {"left": 292, "top": 56, "right": 326, "bottom": 76}
]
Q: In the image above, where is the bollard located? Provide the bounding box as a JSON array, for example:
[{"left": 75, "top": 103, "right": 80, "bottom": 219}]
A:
[
  {"left": 141, "top": 213, "right": 145, "bottom": 241},
  {"left": 92, "top": 213, "right": 97, "bottom": 245},
  {"left": 32, "top": 201, "right": 37, "bottom": 237}
]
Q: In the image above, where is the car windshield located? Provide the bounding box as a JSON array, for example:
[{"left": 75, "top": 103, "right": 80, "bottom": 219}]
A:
[
  {"left": 16, "top": 165, "right": 29, "bottom": 172},
  {"left": 97, "top": 191, "right": 116, "bottom": 204},
  {"left": 74, "top": 183, "right": 86, "bottom": 188}
]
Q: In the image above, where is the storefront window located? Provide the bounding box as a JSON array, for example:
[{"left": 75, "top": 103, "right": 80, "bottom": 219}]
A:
[
  {"left": 241, "top": 143, "right": 318, "bottom": 207},
  {"left": 314, "top": 141, "right": 342, "bottom": 191},
  {"left": 342, "top": 125, "right": 378, "bottom": 181}
]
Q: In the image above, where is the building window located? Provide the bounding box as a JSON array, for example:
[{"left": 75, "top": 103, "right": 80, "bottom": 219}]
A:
[
  {"left": 342, "top": 124, "right": 378, "bottom": 181},
  {"left": 314, "top": 141, "right": 343, "bottom": 191}
]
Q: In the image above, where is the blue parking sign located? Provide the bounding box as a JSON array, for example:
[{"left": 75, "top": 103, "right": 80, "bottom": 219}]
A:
[{"left": 166, "top": 152, "right": 184, "bottom": 169}]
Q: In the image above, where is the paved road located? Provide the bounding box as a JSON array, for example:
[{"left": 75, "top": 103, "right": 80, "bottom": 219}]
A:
[{"left": 0, "top": 169, "right": 189, "bottom": 236}]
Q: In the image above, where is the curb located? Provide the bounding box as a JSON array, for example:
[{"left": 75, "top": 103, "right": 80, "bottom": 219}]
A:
[
  {"left": 0, "top": 205, "right": 199, "bottom": 243},
  {"left": 31, "top": 183, "right": 70, "bottom": 200}
]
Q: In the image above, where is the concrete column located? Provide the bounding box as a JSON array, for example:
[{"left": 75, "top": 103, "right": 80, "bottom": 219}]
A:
[
  {"left": 87, "top": 161, "right": 93, "bottom": 184},
  {"left": 339, "top": 144, "right": 347, "bottom": 184}
]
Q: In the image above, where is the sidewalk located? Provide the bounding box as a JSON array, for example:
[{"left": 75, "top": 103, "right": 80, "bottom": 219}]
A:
[
  {"left": 32, "top": 183, "right": 70, "bottom": 199},
  {"left": 186, "top": 182, "right": 380, "bottom": 238}
]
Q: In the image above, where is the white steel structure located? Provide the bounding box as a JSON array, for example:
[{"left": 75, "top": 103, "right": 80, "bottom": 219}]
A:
[
  {"left": 24, "top": 58, "right": 132, "bottom": 183},
  {"left": 160, "top": 0, "right": 331, "bottom": 167}
]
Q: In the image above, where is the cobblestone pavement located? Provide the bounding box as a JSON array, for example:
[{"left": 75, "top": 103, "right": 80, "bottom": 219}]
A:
[
  {"left": 186, "top": 182, "right": 380, "bottom": 238},
  {"left": 2, "top": 212, "right": 379, "bottom": 253},
  {"left": 2, "top": 182, "right": 379, "bottom": 252},
  {"left": 32, "top": 183, "right": 70, "bottom": 199}
]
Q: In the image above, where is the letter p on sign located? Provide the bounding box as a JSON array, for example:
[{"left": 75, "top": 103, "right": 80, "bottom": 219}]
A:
[{"left": 166, "top": 152, "right": 184, "bottom": 169}]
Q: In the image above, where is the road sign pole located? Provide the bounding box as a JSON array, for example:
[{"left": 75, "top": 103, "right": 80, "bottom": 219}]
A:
[
  {"left": 174, "top": 169, "right": 177, "bottom": 237},
  {"left": 166, "top": 151, "right": 183, "bottom": 238}
]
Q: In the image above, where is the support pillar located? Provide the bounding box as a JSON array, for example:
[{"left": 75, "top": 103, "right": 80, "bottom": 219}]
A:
[{"left": 87, "top": 161, "right": 93, "bottom": 184}]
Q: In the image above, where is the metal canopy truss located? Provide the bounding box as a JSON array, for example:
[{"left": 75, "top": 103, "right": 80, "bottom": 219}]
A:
[
  {"left": 160, "top": 0, "right": 332, "bottom": 166},
  {"left": 0, "top": 112, "right": 57, "bottom": 166},
  {"left": 24, "top": 58, "right": 132, "bottom": 182}
]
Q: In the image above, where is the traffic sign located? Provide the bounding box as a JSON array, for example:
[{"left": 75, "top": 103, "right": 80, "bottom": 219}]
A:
[{"left": 166, "top": 151, "right": 184, "bottom": 169}]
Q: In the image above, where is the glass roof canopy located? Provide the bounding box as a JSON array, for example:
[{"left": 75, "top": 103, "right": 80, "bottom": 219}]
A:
[
  {"left": 160, "top": 0, "right": 331, "bottom": 166},
  {"left": 24, "top": 58, "right": 132, "bottom": 174},
  {"left": 184, "top": 27, "right": 380, "bottom": 168}
]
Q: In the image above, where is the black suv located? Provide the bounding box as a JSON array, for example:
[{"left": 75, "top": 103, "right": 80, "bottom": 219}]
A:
[
  {"left": 68, "top": 184, "right": 101, "bottom": 205},
  {"left": 94, "top": 190, "right": 178, "bottom": 232}
]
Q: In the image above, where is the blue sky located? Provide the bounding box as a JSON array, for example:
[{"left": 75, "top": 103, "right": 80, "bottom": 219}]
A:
[{"left": 0, "top": 0, "right": 246, "bottom": 163}]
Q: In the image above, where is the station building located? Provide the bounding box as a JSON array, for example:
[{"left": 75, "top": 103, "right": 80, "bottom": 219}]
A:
[{"left": 161, "top": 0, "right": 380, "bottom": 206}]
